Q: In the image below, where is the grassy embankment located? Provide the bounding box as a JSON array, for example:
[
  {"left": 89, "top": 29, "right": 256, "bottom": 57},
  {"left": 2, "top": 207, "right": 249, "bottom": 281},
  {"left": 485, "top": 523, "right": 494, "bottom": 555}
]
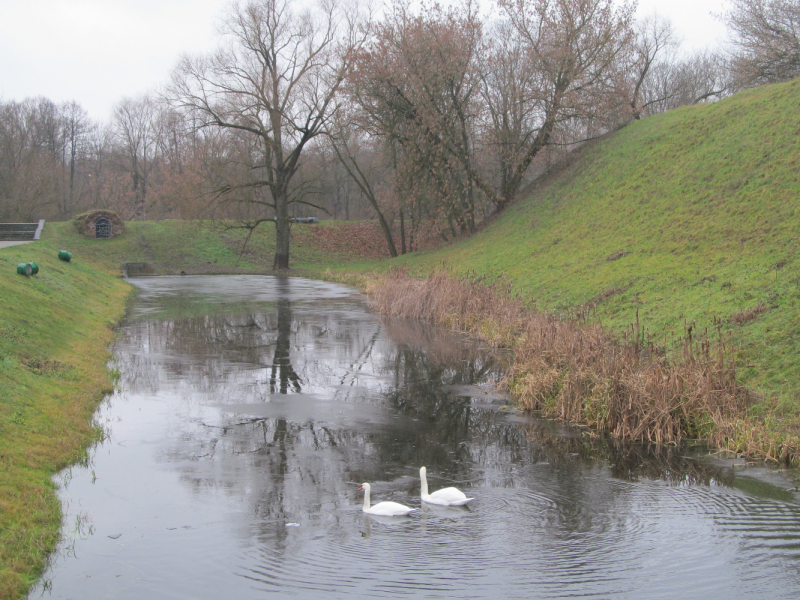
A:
[
  {"left": 42, "top": 218, "right": 390, "bottom": 275},
  {"left": 0, "top": 218, "right": 388, "bottom": 598},
  {"left": 0, "top": 242, "right": 129, "bottom": 598},
  {"left": 320, "top": 79, "right": 800, "bottom": 462}
]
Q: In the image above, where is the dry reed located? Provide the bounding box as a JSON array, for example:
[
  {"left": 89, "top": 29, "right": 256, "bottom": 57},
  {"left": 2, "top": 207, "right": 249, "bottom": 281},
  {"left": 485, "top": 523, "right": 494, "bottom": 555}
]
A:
[{"left": 359, "top": 268, "right": 800, "bottom": 464}]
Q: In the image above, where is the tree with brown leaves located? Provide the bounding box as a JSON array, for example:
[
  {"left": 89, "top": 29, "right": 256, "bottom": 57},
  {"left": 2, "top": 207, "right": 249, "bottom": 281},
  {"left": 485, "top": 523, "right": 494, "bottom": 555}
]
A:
[
  {"left": 479, "top": 0, "right": 635, "bottom": 210},
  {"left": 347, "top": 0, "right": 484, "bottom": 241},
  {"left": 723, "top": 0, "right": 800, "bottom": 86}
]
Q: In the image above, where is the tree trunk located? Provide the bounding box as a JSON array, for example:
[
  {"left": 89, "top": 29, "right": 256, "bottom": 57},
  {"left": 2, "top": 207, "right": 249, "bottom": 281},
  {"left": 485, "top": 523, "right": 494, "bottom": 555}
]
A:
[
  {"left": 400, "top": 209, "right": 406, "bottom": 255},
  {"left": 274, "top": 191, "right": 291, "bottom": 270},
  {"left": 344, "top": 178, "right": 350, "bottom": 220}
]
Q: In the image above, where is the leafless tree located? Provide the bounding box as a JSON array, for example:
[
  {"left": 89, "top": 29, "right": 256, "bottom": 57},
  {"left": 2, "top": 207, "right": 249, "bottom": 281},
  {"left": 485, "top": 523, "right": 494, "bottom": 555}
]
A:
[
  {"left": 61, "top": 101, "right": 93, "bottom": 216},
  {"left": 627, "top": 14, "right": 679, "bottom": 120},
  {"left": 479, "top": 0, "right": 635, "bottom": 210},
  {"left": 723, "top": 0, "right": 800, "bottom": 86},
  {"left": 674, "top": 50, "right": 732, "bottom": 105},
  {"left": 627, "top": 16, "right": 731, "bottom": 118},
  {"left": 168, "top": 0, "right": 368, "bottom": 269},
  {"left": 327, "top": 114, "right": 399, "bottom": 256},
  {"left": 478, "top": 18, "right": 545, "bottom": 209},
  {"left": 113, "top": 95, "right": 162, "bottom": 218},
  {"left": 0, "top": 99, "right": 63, "bottom": 220}
]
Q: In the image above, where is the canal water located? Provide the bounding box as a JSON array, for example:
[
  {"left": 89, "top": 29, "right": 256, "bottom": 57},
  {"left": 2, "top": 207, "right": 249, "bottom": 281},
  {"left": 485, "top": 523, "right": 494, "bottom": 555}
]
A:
[{"left": 35, "top": 275, "right": 800, "bottom": 599}]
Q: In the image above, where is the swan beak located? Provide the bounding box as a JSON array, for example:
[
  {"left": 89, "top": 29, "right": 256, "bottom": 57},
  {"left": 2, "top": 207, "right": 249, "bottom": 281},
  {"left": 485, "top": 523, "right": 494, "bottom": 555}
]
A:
[{"left": 358, "top": 486, "right": 363, "bottom": 490}]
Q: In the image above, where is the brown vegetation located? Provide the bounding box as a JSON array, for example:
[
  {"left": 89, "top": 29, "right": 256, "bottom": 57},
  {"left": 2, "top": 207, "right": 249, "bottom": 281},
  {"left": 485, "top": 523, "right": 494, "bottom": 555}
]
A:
[
  {"left": 295, "top": 222, "right": 393, "bottom": 261},
  {"left": 359, "top": 269, "right": 800, "bottom": 464},
  {"left": 724, "top": 0, "right": 800, "bottom": 87},
  {"left": 730, "top": 301, "right": 770, "bottom": 324}
]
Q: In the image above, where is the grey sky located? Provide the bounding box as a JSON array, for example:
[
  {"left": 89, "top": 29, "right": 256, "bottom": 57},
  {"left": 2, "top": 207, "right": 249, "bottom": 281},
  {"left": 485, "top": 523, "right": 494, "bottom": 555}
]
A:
[{"left": 0, "top": 0, "right": 729, "bottom": 122}]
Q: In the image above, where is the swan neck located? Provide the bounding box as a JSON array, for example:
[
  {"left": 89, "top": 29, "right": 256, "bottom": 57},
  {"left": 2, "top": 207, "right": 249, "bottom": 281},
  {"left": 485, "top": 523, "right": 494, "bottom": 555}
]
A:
[
  {"left": 362, "top": 484, "right": 370, "bottom": 510},
  {"left": 420, "top": 469, "right": 428, "bottom": 497}
]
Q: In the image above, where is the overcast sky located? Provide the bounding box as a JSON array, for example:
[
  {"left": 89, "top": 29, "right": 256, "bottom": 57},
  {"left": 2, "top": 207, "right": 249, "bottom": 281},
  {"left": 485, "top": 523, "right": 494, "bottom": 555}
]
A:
[{"left": 0, "top": 0, "right": 729, "bottom": 122}]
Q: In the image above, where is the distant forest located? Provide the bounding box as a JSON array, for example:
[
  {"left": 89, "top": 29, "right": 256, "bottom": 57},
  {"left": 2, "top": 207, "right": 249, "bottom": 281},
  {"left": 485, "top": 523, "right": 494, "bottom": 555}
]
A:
[{"left": 1, "top": 0, "right": 797, "bottom": 260}]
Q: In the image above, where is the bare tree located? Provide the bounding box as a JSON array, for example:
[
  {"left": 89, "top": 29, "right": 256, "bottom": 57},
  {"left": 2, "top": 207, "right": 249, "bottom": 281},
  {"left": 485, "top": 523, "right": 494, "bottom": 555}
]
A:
[
  {"left": 478, "top": 19, "right": 545, "bottom": 210},
  {"left": 61, "top": 101, "right": 92, "bottom": 217},
  {"left": 627, "top": 14, "right": 679, "bottom": 120},
  {"left": 674, "top": 50, "right": 732, "bottom": 105},
  {"left": 327, "top": 115, "right": 399, "bottom": 256},
  {"left": 0, "top": 99, "right": 64, "bottom": 220},
  {"left": 113, "top": 95, "right": 161, "bottom": 218},
  {"left": 723, "top": 0, "right": 800, "bottom": 86},
  {"left": 625, "top": 16, "right": 730, "bottom": 118},
  {"left": 169, "top": 0, "right": 367, "bottom": 269},
  {"left": 479, "top": 0, "right": 635, "bottom": 210}
]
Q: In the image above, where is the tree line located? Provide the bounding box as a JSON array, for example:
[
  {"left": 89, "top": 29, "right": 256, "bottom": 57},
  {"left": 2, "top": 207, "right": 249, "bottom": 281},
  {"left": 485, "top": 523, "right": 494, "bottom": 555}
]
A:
[{"left": 1, "top": 0, "right": 797, "bottom": 267}]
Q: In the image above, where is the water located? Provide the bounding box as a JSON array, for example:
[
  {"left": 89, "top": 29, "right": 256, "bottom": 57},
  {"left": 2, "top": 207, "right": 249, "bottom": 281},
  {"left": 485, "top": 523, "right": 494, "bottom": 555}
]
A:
[{"left": 35, "top": 275, "right": 800, "bottom": 599}]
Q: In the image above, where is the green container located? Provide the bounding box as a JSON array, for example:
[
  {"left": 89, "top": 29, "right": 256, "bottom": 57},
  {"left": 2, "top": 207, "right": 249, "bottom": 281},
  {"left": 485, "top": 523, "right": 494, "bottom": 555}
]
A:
[
  {"left": 58, "top": 250, "right": 73, "bottom": 262},
  {"left": 16, "top": 263, "right": 32, "bottom": 276},
  {"left": 28, "top": 261, "right": 39, "bottom": 275}
]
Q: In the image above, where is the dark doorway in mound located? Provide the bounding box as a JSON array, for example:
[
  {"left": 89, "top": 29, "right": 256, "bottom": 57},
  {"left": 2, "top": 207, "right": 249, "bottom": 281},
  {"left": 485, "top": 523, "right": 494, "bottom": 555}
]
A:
[{"left": 95, "top": 218, "right": 111, "bottom": 239}]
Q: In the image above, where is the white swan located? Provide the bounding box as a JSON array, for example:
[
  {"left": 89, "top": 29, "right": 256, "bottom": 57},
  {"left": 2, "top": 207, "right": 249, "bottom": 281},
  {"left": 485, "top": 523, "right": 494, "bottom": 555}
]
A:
[
  {"left": 359, "top": 483, "right": 417, "bottom": 516},
  {"left": 419, "top": 466, "right": 474, "bottom": 506}
]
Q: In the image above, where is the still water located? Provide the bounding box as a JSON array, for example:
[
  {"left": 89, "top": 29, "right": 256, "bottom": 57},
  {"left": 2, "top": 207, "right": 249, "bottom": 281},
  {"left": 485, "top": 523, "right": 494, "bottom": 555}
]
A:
[{"left": 35, "top": 275, "right": 800, "bottom": 599}]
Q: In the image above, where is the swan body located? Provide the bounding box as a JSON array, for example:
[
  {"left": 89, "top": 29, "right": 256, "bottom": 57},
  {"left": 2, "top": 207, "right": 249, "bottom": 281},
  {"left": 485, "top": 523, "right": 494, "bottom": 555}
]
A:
[
  {"left": 420, "top": 466, "right": 474, "bottom": 506},
  {"left": 359, "top": 483, "right": 416, "bottom": 516}
]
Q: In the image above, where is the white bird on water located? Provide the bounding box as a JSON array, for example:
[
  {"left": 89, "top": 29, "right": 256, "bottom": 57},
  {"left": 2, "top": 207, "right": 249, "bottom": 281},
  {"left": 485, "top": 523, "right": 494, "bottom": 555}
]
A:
[
  {"left": 419, "top": 466, "right": 474, "bottom": 506},
  {"left": 359, "top": 483, "right": 417, "bottom": 516}
]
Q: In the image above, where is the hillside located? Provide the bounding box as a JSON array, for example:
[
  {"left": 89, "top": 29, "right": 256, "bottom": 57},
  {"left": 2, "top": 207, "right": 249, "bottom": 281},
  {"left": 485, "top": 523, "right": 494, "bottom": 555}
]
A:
[
  {"left": 0, "top": 241, "right": 129, "bottom": 597},
  {"left": 350, "top": 79, "right": 800, "bottom": 401}
]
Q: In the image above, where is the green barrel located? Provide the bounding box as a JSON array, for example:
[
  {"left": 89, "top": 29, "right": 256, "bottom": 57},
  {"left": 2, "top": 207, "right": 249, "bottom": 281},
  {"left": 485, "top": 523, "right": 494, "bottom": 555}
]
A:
[
  {"left": 16, "top": 263, "right": 32, "bottom": 276},
  {"left": 28, "top": 261, "right": 39, "bottom": 275},
  {"left": 58, "top": 250, "right": 73, "bottom": 262}
]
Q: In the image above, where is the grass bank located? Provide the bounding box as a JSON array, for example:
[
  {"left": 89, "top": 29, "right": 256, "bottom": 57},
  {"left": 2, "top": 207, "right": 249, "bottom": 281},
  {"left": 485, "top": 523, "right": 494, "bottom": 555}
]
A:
[
  {"left": 42, "top": 218, "right": 391, "bottom": 275},
  {"left": 0, "top": 241, "right": 130, "bottom": 598},
  {"left": 319, "top": 80, "right": 800, "bottom": 463}
]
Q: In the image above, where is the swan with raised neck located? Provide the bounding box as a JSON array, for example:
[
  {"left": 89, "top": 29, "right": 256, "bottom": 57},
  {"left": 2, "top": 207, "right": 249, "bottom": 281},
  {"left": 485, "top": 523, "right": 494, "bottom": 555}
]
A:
[{"left": 419, "top": 466, "right": 474, "bottom": 506}]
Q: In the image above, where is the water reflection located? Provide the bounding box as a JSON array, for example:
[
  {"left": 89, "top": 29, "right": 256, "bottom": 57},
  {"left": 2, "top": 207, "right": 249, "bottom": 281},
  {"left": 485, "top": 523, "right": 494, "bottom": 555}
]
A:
[
  {"left": 270, "top": 278, "right": 302, "bottom": 394},
  {"left": 37, "top": 275, "right": 800, "bottom": 600}
]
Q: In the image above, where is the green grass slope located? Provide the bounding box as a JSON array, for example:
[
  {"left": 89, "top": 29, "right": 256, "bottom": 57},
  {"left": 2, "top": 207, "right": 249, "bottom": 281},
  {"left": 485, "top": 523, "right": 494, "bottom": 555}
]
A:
[
  {"left": 0, "top": 241, "right": 129, "bottom": 598},
  {"left": 42, "top": 219, "right": 390, "bottom": 275},
  {"left": 377, "top": 79, "right": 800, "bottom": 400}
]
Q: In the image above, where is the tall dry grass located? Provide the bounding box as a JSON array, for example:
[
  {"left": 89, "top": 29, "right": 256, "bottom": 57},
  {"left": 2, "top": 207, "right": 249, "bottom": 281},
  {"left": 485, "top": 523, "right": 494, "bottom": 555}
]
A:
[
  {"left": 367, "top": 270, "right": 528, "bottom": 344},
  {"left": 361, "top": 268, "right": 799, "bottom": 464}
]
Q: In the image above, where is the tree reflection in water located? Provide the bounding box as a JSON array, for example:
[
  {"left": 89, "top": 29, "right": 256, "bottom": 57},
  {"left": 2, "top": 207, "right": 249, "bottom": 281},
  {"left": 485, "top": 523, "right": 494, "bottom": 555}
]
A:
[
  {"left": 269, "top": 277, "right": 301, "bottom": 394},
  {"left": 116, "top": 281, "right": 742, "bottom": 520}
]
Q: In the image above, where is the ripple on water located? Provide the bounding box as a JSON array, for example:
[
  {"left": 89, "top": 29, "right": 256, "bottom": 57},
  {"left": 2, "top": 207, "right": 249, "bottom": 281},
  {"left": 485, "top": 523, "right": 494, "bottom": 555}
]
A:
[{"left": 232, "top": 476, "right": 800, "bottom": 599}]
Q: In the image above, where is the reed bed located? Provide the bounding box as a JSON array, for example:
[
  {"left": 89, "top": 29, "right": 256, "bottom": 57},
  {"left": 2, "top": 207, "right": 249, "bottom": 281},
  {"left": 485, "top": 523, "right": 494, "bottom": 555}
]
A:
[{"left": 358, "top": 268, "right": 800, "bottom": 465}]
